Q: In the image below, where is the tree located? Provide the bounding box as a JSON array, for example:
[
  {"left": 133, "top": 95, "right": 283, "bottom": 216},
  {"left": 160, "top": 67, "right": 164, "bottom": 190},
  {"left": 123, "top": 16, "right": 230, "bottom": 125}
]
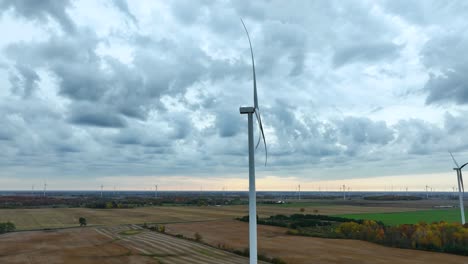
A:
[
  {"left": 79, "top": 217, "right": 87, "bottom": 227},
  {"left": 194, "top": 232, "right": 203, "bottom": 242},
  {"left": 299, "top": 208, "right": 305, "bottom": 213},
  {"left": 0, "top": 222, "right": 16, "bottom": 234},
  {"left": 313, "top": 209, "right": 319, "bottom": 215}
]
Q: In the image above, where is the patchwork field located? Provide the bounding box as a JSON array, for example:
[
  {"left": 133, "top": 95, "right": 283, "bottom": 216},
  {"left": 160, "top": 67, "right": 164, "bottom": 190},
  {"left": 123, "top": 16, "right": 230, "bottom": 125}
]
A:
[
  {"left": 95, "top": 225, "right": 261, "bottom": 264},
  {"left": 0, "top": 202, "right": 423, "bottom": 230},
  {"left": 165, "top": 220, "right": 468, "bottom": 264},
  {"left": 339, "top": 208, "right": 468, "bottom": 225},
  {"left": 1, "top": 199, "right": 467, "bottom": 263},
  {"left": 0, "top": 225, "right": 257, "bottom": 264}
]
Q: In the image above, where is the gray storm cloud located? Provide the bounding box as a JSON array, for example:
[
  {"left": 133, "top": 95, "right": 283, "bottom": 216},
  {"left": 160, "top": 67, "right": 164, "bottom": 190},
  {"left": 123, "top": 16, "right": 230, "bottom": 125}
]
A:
[{"left": 0, "top": 0, "right": 468, "bottom": 183}]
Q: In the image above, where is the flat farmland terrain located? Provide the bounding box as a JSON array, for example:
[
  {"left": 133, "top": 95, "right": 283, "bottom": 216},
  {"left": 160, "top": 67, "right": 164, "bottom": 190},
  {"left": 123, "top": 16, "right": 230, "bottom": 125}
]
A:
[
  {"left": 0, "top": 225, "right": 258, "bottom": 264},
  {"left": 96, "top": 225, "right": 264, "bottom": 264},
  {"left": 165, "top": 220, "right": 468, "bottom": 264},
  {"left": 0, "top": 202, "right": 423, "bottom": 230},
  {"left": 0, "top": 227, "right": 152, "bottom": 264}
]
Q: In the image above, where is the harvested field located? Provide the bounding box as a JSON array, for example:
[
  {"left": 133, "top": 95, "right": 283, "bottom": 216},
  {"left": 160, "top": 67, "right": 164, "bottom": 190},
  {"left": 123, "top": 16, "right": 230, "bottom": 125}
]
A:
[
  {"left": 95, "top": 225, "right": 263, "bottom": 264},
  {"left": 166, "top": 220, "right": 468, "bottom": 264},
  {"left": 0, "top": 227, "right": 151, "bottom": 264},
  {"left": 0, "top": 203, "right": 422, "bottom": 230},
  {"left": 0, "top": 225, "right": 258, "bottom": 264}
]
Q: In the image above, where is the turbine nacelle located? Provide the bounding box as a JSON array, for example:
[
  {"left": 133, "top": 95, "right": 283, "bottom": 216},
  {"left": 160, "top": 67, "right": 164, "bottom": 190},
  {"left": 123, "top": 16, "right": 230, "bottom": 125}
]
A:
[{"left": 239, "top": 107, "right": 255, "bottom": 114}]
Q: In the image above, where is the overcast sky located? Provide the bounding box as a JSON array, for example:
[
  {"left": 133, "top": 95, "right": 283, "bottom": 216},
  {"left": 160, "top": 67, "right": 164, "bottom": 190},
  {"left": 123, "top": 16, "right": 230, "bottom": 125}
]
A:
[{"left": 1, "top": 0, "right": 468, "bottom": 191}]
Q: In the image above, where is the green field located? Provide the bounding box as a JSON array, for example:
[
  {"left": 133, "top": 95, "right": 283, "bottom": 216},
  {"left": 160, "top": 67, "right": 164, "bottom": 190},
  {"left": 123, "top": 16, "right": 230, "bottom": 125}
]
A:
[{"left": 339, "top": 208, "right": 468, "bottom": 225}]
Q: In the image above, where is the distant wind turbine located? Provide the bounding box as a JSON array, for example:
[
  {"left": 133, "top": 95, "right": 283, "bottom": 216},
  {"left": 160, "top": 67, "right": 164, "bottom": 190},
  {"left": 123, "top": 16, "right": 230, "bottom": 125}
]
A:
[
  {"left": 449, "top": 152, "right": 466, "bottom": 224},
  {"left": 298, "top": 184, "right": 301, "bottom": 200},
  {"left": 342, "top": 184, "right": 346, "bottom": 200},
  {"left": 239, "top": 18, "right": 267, "bottom": 264},
  {"left": 154, "top": 184, "right": 158, "bottom": 198},
  {"left": 43, "top": 182, "right": 47, "bottom": 198},
  {"left": 100, "top": 184, "right": 104, "bottom": 198}
]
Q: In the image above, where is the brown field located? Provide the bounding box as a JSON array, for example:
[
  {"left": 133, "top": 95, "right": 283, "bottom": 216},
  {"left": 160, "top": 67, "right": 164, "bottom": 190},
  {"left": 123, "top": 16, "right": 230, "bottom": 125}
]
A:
[
  {"left": 0, "top": 227, "right": 151, "bottom": 264},
  {"left": 96, "top": 225, "right": 266, "bottom": 264},
  {"left": 0, "top": 199, "right": 466, "bottom": 264},
  {"left": 165, "top": 220, "right": 468, "bottom": 264},
  {"left": 0, "top": 225, "right": 257, "bottom": 264},
  {"left": 0, "top": 202, "right": 422, "bottom": 230}
]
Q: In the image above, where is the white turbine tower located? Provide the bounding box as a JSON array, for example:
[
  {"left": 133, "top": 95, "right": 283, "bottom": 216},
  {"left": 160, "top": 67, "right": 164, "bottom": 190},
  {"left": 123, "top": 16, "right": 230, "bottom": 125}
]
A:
[
  {"left": 342, "top": 184, "right": 346, "bottom": 200},
  {"left": 100, "top": 184, "right": 104, "bottom": 198},
  {"left": 43, "top": 182, "right": 47, "bottom": 198},
  {"left": 298, "top": 184, "right": 301, "bottom": 200},
  {"left": 240, "top": 18, "right": 267, "bottom": 264},
  {"left": 154, "top": 184, "right": 158, "bottom": 198},
  {"left": 449, "top": 152, "right": 466, "bottom": 224}
]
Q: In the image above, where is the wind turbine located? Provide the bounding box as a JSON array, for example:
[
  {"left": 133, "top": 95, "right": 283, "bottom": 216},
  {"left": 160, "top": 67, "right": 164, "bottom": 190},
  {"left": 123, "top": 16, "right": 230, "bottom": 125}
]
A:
[
  {"left": 154, "top": 184, "right": 158, "bottom": 198},
  {"left": 449, "top": 152, "right": 466, "bottom": 224},
  {"left": 297, "top": 184, "right": 301, "bottom": 200},
  {"left": 100, "top": 184, "right": 104, "bottom": 198},
  {"left": 239, "top": 18, "right": 267, "bottom": 264},
  {"left": 342, "top": 184, "right": 346, "bottom": 200},
  {"left": 43, "top": 182, "right": 47, "bottom": 198}
]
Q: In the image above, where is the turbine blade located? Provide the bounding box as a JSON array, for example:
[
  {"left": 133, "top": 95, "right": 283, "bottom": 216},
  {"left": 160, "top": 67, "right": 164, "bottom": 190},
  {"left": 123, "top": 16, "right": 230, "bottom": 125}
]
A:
[
  {"left": 240, "top": 18, "right": 258, "bottom": 109},
  {"left": 241, "top": 18, "right": 267, "bottom": 166},
  {"left": 255, "top": 109, "right": 263, "bottom": 149},
  {"left": 450, "top": 151, "right": 460, "bottom": 168},
  {"left": 255, "top": 110, "right": 267, "bottom": 166},
  {"left": 460, "top": 172, "right": 465, "bottom": 193}
]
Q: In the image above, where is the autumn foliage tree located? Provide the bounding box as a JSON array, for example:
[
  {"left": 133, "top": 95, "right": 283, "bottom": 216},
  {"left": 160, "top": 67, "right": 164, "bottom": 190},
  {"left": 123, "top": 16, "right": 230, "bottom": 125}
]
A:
[{"left": 336, "top": 220, "right": 468, "bottom": 255}]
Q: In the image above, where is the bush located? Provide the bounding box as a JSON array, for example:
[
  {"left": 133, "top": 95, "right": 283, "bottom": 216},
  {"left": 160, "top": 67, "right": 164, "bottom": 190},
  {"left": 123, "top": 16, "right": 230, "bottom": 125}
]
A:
[
  {"left": 79, "top": 217, "right": 87, "bottom": 226},
  {"left": 0, "top": 222, "right": 15, "bottom": 234},
  {"left": 194, "top": 232, "right": 202, "bottom": 242},
  {"left": 271, "top": 257, "right": 288, "bottom": 264}
]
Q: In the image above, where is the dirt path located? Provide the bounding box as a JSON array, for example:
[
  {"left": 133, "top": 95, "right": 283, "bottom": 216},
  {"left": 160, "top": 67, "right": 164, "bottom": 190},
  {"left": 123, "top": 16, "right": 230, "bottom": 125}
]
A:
[{"left": 166, "top": 220, "right": 468, "bottom": 264}]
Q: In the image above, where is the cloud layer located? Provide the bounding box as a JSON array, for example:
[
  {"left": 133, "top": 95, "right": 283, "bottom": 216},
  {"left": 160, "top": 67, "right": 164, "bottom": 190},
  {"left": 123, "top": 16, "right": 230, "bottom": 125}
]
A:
[{"left": 1, "top": 0, "right": 468, "bottom": 189}]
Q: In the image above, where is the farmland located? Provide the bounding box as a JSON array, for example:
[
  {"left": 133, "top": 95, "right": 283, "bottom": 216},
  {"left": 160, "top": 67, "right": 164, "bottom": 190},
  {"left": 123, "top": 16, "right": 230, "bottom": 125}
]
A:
[
  {"left": 0, "top": 226, "right": 151, "bottom": 264},
  {"left": 1, "top": 197, "right": 467, "bottom": 263},
  {"left": 0, "top": 225, "right": 257, "bottom": 264},
  {"left": 96, "top": 225, "right": 262, "bottom": 264},
  {"left": 0, "top": 201, "right": 425, "bottom": 231},
  {"left": 339, "top": 208, "right": 468, "bottom": 225}
]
